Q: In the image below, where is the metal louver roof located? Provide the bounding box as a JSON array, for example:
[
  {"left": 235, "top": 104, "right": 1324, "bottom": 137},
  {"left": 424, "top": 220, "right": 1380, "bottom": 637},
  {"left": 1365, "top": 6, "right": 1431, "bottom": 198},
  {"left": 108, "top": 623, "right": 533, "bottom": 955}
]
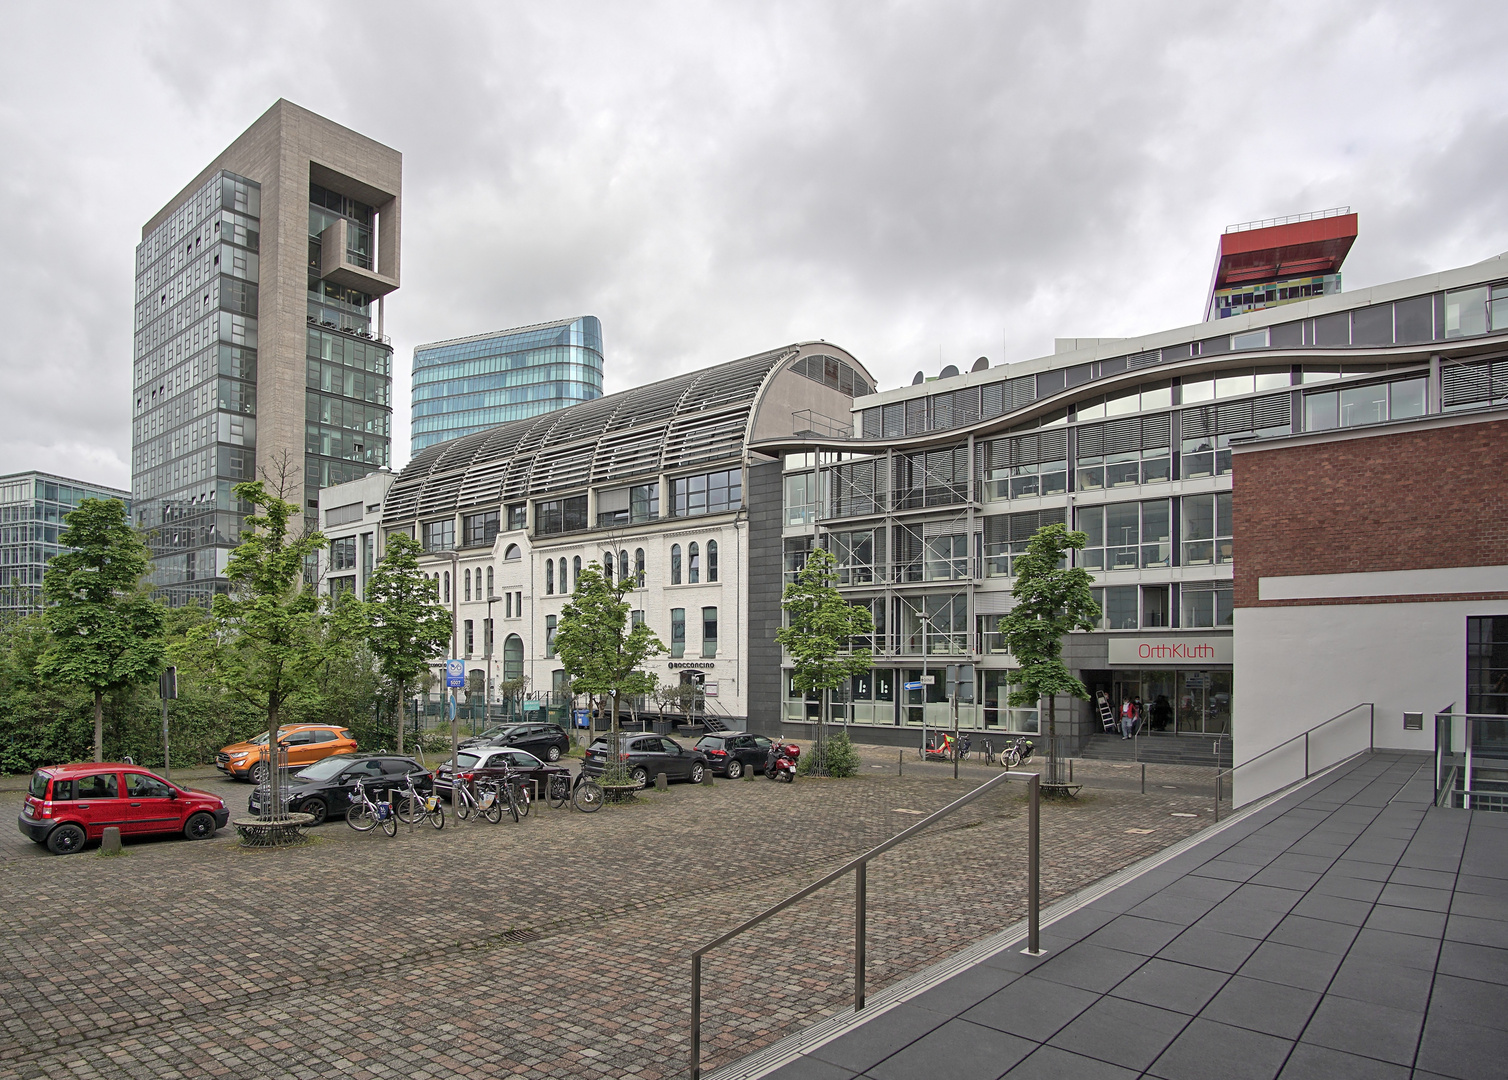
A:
[{"left": 382, "top": 344, "right": 803, "bottom": 527}]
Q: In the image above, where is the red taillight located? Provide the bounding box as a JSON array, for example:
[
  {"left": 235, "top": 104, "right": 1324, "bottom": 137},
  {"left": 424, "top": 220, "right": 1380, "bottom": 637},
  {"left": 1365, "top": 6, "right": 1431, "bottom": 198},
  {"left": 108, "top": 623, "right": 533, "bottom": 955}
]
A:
[
  {"left": 708, "top": 748, "right": 727, "bottom": 756},
  {"left": 618, "top": 753, "right": 630, "bottom": 761}
]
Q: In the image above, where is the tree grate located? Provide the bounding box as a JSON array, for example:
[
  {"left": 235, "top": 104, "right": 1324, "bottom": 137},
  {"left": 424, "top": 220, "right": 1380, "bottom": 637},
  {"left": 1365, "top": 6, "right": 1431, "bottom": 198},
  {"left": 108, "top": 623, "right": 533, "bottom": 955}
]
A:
[{"left": 499, "top": 929, "right": 544, "bottom": 945}]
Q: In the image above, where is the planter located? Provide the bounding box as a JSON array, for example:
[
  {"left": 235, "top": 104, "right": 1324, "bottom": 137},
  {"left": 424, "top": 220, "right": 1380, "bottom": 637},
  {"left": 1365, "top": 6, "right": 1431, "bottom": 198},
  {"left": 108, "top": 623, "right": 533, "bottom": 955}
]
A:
[
  {"left": 598, "top": 783, "right": 640, "bottom": 803},
  {"left": 233, "top": 813, "right": 315, "bottom": 848}
]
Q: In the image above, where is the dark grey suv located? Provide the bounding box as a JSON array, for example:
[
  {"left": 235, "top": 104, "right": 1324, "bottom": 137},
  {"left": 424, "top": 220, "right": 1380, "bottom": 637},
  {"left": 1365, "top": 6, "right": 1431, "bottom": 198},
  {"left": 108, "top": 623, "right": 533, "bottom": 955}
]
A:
[
  {"left": 461, "top": 722, "right": 570, "bottom": 762},
  {"left": 582, "top": 734, "right": 707, "bottom": 787}
]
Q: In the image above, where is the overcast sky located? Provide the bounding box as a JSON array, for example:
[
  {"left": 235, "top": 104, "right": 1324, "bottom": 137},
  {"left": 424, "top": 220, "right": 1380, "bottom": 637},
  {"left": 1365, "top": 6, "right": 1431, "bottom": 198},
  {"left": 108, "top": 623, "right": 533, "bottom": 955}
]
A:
[{"left": 3, "top": 1, "right": 1507, "bottom": 490}]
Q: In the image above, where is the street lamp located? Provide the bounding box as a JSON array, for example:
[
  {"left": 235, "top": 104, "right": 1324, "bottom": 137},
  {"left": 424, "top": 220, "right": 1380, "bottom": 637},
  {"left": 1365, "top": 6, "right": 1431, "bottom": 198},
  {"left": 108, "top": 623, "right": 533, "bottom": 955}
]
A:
[
  {"left": 485, "top": 593, "right": 501, "bottom": 724},
  {"left": 444, "top": 549, "right": 460, "bottom": 789}
]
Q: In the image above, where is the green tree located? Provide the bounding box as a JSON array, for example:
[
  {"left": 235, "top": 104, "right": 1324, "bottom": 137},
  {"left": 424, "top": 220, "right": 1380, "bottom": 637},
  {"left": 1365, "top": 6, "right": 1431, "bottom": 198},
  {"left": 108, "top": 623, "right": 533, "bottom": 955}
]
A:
[
  {"left": 775, "top": 546, "right": 873, "bottom": 772},
  {"left": 554, "top": 561, "right": 663, "bottom": 771},
  {"left": 363, "top": 531, "right": 452, "bottom": 753},
  {"left": 195, "top": 480, "right": 328, "bottom": 815},
  {"left": 37, "top": 498, "right": 165, "bottom": 762},
  {"left": 997, "top": 523, "right": 1101, "bottom": 787}
]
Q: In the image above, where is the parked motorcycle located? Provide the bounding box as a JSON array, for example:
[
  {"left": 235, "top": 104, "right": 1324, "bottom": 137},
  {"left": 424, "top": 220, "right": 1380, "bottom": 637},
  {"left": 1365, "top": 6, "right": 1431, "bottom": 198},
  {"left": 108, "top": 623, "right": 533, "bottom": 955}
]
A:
[
  {"left": 1000, "top": 736, "right": 1035, "bottom": 768},
  {"left": 764, "top": 741, "right": 800, "bottom": 782}
]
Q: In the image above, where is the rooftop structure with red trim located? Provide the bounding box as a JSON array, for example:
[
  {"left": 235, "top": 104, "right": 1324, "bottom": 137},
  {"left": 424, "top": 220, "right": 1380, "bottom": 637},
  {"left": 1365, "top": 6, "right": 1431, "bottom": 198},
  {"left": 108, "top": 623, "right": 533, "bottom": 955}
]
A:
[{"left": 1205, "top": 207, "right": 1358, "bottom": 321}]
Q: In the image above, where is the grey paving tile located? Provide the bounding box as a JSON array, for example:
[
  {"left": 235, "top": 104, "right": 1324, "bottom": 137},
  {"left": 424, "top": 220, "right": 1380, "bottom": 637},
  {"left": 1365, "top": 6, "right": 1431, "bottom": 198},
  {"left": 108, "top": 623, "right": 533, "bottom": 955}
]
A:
[
  {"left": 1327, "top": 954, "right": 1434, "bottom": 1012},
  {"left": 1043, "top": 906, "right": 1119, "bottom": 941},
  {"left": 1084, "top": 915, "right": 1186, "bottom": 957},
  {"left": 1424, "top": 972, "right": 1508, "bottom": 1031},
  {"left": 1445, "top": 911, "right": 1508, "bottom": 949},
  {"left": 1327, "top": 859, "right": 1393, "bottom": 882},
  {"left": 1310, "top": 874, "right": 1385, "bottom": 903},
  {"left": 1378, "top": 882, "right": 1454, "bottom": 912},
  {"left": 765, "top": 1056, "right": 863, "bottom": 1080},
  {"left": 1302, "top": 996, "right": 1423, "bottom": 1066},
  {"left": 908, "top": 963, "right": 1022, "bottom": 1018},
  {"left": 1195, "top": 899, "right": 1291, "bottom": 940},
  {"left": 1200, "top": 974, "right": 1321, "bottom": 1039},
  {"left": 1283, "top": 840, "right": 1349, "bottom": 859},
  {"left": 1364, "top": 903, "right": 1448, "bottom": 939},
  {"left": 808, "top": 1004, "right": 947, "bottom": 1074},
  {"left": 1265, "top": 914, "right": 1361, "bottom": 955},
  {"left": 1162, "top": 875, "right": 1241, "bottom": 903},
  {"left": 1147, "top": 1017, "right": 1293, "bottom": 1080},
  {"left": 867, "top": 1018, "right": 1034, "bottom": 1080},
  {"left": 962, "top": 976, "right": 1099, "bottom": 1043},
  {"left": 1031, "top": 942, "right": 1145, "bottom": 994},
  {"left": 1001, "top": 1044, "right": 1138, "bottom": 1079},
  {"left": 1157, "top": 927, "right": 1262, "bottom": 973},
  {"left": 1448, "top": 889, "right": 1508, "bottom": 922},
  {"left": 1289, "top": 892, "right": 1374, "bottom": 926},
  {"left": 1108, "top": 958, "right": 1228, "bottom": 1015},
  {"left": 1127, "top": 891, "right": 1222, "bottom": 926},
  {"left": 1277, "top": 1042, "right": 1410, "bottom": 1079},
  {"left": 1268, "top": 852, "right": 1337, "bottom": 875},
  {"left": 1237, "top": 941, "right": 1345, "bottom": 993},
  {"left": 1388, "top": 866, "right": 1457, "bottom": 890},
  {"left": 1347, "top": 926, "right": 1442, "bottom": 971},
  {"left": 1436, "top": 939, "right": 1508, "bottom": 986},
  {"left": 1399, "top": 850, "right": 1465, "bottom": 873},
  {"left": 1249, "top": 866, "right": 1324, "bottom": 891},
  {"left": 1190, "top": 859, "right": 1262, "bottom": 883},
  {"left": 1453, "top": 873, "right": 1508, "bottom": 897},
  {"left": 1415, "top": 1013, "right": 1508, "bottom": 1080},
  {"left": 1047, "top": 996, "right": 1189, "bottom": 1073}
]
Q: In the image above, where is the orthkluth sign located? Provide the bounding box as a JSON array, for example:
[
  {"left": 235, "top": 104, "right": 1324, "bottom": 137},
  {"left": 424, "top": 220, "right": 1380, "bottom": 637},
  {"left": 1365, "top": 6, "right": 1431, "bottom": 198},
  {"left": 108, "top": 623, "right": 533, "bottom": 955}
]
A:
[
  {"left": 1106, "top": 636, "right": 1233, "bottom": 665},
  {"left": 1138, "top": 641, "right": 1218, "bottom": 660}
]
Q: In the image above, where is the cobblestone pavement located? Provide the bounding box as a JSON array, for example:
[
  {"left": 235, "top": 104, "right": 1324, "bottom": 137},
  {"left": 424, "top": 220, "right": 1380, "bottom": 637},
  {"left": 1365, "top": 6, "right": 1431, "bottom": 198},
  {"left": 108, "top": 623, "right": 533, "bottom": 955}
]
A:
[{"left": 0, "top": 753, "right": 1226, "bottom": 1079}]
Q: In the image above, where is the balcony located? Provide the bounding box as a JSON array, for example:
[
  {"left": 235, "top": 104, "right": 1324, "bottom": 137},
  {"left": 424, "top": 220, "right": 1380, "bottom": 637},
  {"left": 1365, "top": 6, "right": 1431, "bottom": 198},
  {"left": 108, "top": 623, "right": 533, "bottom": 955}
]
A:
[{"left": 318, "top": 218, "right": 398, "bottom": 298}]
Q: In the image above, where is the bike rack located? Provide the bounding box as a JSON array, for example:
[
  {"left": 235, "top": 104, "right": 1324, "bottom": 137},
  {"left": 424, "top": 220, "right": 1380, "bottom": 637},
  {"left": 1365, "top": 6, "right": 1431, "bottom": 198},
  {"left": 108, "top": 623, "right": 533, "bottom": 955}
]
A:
[{"left": 689, "top": 768, "right": 1040, "bottom": 1079}]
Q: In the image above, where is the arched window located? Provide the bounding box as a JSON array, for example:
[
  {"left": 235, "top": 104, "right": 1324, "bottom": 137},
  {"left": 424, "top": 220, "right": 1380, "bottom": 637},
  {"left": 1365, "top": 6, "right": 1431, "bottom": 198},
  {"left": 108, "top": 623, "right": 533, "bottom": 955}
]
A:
[
  {"left": 688, "top": 542, "right": 700, "bottom": 584},
  {"left": 603, "top": 552, "right": 614, "bottom": 584},
  {"left": 708, "top": 539, "right": 718, "bottom": 582},
  {"left": 504, "top": 544, "right": 521, "bottom": 561},
  {"left": 573, "top": 556, "right": 581, "bottom": 586},
  {"left": 503, "top": 634, "right": 524, "bottom": 681},
  {"left": 464, "top": 568, "right": 472, "bottom": 602},
  {"left": 486, "top": 566, "right": 494, "bottom": 597},
  {"left": 619, "top": 550, "right": 629, "bottom": 584},
  {"left": 635, "top": 548, "right": 646, "bottom": 587},
  {"left": 560, "top": 557, "right": 569, "bottom": 594},
  {"left": 671, "top": 544, "right": 682, "bottom": 585},
  {"left": 444, "top": 571, "right": 451, "bottom": 603},
  {"left": 546, "top": 559, "right": 555, "bottom": 595}
]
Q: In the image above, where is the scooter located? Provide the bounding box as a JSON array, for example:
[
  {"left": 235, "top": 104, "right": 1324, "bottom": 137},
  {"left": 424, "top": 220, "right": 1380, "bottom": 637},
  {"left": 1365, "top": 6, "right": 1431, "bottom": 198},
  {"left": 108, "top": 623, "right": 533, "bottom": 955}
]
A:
[
  {"left": 764, "top": 741, "right": 800, "bottom": 782},
  {"left": 1000, "top": 736, "right": 1035, "bottom": 768},
  {"left": 924, "top": 733, "right": 971, "bottom": 762}
]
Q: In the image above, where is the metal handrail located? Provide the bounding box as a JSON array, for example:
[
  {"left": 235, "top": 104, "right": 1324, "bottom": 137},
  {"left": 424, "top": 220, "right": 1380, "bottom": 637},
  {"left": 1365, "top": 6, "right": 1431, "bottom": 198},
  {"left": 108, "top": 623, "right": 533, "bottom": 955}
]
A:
[
  {"left": 1213, "top": 703, "right": 1373, "bottom": 819},
  {"left": 689, "top": 768, "right": 1040, "bottom": 1079}
]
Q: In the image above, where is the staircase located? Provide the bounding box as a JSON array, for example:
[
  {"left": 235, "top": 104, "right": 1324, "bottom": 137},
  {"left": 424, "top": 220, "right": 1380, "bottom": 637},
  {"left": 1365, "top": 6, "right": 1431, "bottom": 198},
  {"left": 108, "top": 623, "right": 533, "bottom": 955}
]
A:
[
  {"left": 1079, "top": 731, "right": 1231, "bottom": 769},
  {"left": 700, "top": 712, "right": 731, "bottom": 733}
]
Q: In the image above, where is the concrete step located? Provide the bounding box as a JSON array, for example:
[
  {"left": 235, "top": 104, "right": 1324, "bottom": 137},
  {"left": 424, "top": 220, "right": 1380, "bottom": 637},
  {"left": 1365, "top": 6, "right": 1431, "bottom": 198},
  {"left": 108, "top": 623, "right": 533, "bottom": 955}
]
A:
[{"left": 1079, "top": 732, "right": 1231, "bottom": 769}]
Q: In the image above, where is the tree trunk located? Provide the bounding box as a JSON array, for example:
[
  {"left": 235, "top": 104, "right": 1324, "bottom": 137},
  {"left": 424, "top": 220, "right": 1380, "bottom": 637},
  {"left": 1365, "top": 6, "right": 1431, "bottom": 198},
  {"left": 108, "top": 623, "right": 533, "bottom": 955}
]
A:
[
  {"left": 267, "top": 694, "right": 281, "bottom": 821},
  {"left": 1047, "top": 692, "right": 1058, "bottom": 785},
  {"left": 610, "top": 692, "right": 619, "bottom": 761},
  {"left": 395, "top": 679, "right": 405, "bottom": 754},
  {"left": 93, "top": 689, "right": 103, "bottom": 763}
]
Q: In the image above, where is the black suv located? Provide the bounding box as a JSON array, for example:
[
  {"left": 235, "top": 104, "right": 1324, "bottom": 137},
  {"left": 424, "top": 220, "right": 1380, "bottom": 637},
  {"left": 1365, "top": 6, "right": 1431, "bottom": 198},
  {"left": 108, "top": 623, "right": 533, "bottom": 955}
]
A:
[
  {"left": 248, "top": 753, "right": 432, "bottom": 826},
  {"left": 460, "top": 722, "right": 570, "bottom": 762},
  {"left": 582, "top": 734, "right": 707, "bottom": 787},
  {"left": 694, "top": 732, "right": 773, "bottom": 778}
]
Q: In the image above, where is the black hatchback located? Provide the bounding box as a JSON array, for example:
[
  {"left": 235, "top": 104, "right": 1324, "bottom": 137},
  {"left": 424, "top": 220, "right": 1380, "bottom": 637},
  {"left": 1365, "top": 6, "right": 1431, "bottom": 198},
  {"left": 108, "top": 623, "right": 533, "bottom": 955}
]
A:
[
  {"left": 582, "top": 734, "right": 707, "bottom": 787},
  {"left": 694, "top": 732, "right": 773, "bottom": 779},
  {"left": 248, "top": 753, "right": 432, "bottom": 826},
  {"left": 462, "top": 722, "right": 571, "bottom": 762}
]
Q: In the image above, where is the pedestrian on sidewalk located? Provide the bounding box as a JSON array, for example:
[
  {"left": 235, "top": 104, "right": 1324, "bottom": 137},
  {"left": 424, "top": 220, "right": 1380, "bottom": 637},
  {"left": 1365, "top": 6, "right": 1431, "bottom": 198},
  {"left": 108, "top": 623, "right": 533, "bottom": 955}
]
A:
[{"left": 1120, "top": 697, "right": 1137, "bottom": 739}]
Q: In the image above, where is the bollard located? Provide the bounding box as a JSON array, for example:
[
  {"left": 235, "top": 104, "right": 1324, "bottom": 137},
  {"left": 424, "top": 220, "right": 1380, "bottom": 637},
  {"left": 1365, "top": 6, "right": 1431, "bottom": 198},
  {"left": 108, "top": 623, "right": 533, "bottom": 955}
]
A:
[
  {"left": 101, "top": 826, "right": 122, "bottom": 855},
  {"left": 655, "top": 771, "right": 668, "bottom": 791},
  {"left": 1141, "top": 763, "right": 1146, "bottom": 794},
  {"left": 898, "top": 750, "right": 903, "bottom": 776},
  {"left": 1026, "top": 773, "right": 1041, "bottom": 954},
  {"left": 1069, "top": 758, "right": 1073, "bottom": 784}
]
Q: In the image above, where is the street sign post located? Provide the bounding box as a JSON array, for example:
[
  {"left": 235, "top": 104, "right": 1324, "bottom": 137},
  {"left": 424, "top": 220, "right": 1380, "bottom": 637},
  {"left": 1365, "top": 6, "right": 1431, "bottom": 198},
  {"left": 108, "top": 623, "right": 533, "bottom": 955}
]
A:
[
  {"left": 904, "top": 681, "right": 923, "bottom": 691},
  {"left": 445, "top": 659, "right": 465, "bottom": 689},
  {"left": 158, "top": 666, "right": 177, "bottom": 781}
]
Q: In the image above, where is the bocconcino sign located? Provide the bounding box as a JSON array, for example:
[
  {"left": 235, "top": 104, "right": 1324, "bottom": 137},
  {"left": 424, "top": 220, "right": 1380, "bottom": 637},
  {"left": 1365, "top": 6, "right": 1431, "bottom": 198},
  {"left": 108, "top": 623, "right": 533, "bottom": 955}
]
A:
[{"left": 1106, "top": 635, "right": 1233, "bottom": 665}]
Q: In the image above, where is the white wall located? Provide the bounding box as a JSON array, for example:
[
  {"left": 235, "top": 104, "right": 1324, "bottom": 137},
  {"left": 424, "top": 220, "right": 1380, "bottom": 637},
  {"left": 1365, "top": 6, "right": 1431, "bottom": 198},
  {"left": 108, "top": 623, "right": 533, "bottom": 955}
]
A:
[{"left": 1231, "top": 598, "right": 1505, "bottom": 804}]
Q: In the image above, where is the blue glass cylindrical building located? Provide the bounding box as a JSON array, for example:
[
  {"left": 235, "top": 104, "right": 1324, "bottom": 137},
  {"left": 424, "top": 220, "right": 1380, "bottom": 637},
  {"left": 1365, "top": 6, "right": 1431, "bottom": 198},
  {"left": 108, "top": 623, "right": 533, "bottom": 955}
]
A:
[{"left": 411, "top": 316, "right": 604, "bottom": 454}]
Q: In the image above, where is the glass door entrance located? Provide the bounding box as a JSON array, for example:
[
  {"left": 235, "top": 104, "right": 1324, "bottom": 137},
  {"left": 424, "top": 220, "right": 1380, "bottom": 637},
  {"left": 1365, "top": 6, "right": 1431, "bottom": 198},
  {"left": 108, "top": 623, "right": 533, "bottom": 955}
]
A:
[{"left": 1086, "top": 668, "right": 1231, "bottom": 735}]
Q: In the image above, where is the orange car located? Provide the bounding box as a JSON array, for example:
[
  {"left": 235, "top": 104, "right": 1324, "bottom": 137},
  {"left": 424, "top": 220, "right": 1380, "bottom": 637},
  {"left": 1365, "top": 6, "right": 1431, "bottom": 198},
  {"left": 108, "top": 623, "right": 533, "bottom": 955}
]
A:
[{"left": 215, "top": 724, "right": 358, "bottom": 783}]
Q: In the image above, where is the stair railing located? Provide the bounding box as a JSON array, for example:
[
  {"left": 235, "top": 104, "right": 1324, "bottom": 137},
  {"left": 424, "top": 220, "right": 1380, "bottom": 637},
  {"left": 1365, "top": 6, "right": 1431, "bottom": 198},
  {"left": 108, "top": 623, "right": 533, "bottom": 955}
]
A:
[{"left": 1214, "top": 703, "right": 1374, "bottom": 819}]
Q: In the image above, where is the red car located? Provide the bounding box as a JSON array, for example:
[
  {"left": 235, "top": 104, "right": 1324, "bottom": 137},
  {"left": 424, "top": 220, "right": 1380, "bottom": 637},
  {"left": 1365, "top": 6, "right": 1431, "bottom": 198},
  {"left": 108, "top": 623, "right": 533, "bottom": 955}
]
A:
[{"left": 18, "top": 763, "right": 230, "bottom": 855}]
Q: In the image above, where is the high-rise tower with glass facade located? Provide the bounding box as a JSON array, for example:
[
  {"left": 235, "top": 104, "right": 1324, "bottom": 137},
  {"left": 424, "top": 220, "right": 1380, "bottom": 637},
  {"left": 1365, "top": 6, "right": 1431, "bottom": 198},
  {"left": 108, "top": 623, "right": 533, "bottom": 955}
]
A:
[
  {"left": 0, "top": 471, "right": 132, "bottom": 620},
  {"left": 411, "top": 316, "right": 604, "bottom": 453},
  {"left": 131, "top": 100, "right": 401, "bottom": 603}
]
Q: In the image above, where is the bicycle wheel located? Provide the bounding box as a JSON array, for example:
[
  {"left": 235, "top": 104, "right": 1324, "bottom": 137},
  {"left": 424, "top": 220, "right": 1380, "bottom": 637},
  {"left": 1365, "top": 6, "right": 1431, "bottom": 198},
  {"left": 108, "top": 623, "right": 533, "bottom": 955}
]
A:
[
  {"left": 380, "top": 810, "right": 398, "bottom": 837},
  {"left": 455, "top": 792, "right": 472, "bottom": 821},
  {"left": 482, "top": 795, "right": 503, "bottom": 824},
  {"left": 504, "top": 788, "right": 520, "bottom": 824},
  {"left": 396, "top": 796, "right": 421, "bottom": 824},
  {"left": 428, "top": 803, "right": 446, "bottom": 830},
  {"left": 573, "top": 779, "right": 603, "bottom": 813},
  {"left": 515, "top": 785, "right": 530, "bottom": 818},
  {"left": 547, "top": 776, "right": 569, "bottom": 809},
  {"left": 347, "top": 804, "right": 376, "bottom": 832}
]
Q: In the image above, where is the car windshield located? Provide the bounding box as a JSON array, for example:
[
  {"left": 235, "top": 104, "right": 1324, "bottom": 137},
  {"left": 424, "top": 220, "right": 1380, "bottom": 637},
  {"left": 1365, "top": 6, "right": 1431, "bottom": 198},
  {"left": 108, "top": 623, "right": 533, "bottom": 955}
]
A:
[
  {"left": 293, "top": 756, "right": 351, "bottom": 782},
  {"left": 481, "top": 725, "right": 523, "bottom": 740},
  {"left": 247, "top": 729, "right": 292, "bottom": 746},
  {"left": 456, "top": 753, "right": 481, "bottom": 769},
  {"left": 696, "top": 737, "right": 722, "bottom": 748}
]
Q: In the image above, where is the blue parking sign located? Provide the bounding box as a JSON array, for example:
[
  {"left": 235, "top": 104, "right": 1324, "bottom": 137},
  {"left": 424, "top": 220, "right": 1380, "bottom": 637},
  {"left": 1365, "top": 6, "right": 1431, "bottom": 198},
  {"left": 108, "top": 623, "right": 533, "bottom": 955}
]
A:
[{"left": 445, "top": 659, "right": 465, "bottom": 688}]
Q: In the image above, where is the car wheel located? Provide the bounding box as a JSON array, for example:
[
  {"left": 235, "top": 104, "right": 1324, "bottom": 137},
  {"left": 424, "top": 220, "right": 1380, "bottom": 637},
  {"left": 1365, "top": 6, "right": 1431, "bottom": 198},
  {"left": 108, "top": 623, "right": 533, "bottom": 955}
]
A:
[
  {"left": 46, "top": 823, "right": 86, "bottom": 855},
  {"left": 726, "top": 759, "right": 743, "bottom": 780},
  {"left": 183, "top": 812, "right": 217, "bottom": 840},
  {"left": 297, "top": 799, "right": 327, "bottom": 826},
  {"left": 247, "top": 762, "right": 268, "bottom": 785},
  {"left": 690, "top": 762, "right": 706, "bottom": 784},
  {"left": 546, "top": 745, "right": 562, "bottom": 762},
  {"left": 629, "top": 766, "right": 649, "bottom": 788}
]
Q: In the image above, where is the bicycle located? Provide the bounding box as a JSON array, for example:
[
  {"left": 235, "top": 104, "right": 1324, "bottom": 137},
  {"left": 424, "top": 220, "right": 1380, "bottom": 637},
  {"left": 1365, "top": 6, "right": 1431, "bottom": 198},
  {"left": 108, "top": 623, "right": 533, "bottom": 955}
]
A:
[
  {"left": 346, "top": 780, "right": 398, "bottom": 836},
  {"left": 496, "top": 765, "right": 531, "bottom": 821},
  {"left": 396, "top": 773, "right": 446, "bottom": 830},
  {"left": 546, "top": 770, "right": 603, "bottom": 813},
  {"left": 453, "top": 772, "right": 504, "bottom": 824}
]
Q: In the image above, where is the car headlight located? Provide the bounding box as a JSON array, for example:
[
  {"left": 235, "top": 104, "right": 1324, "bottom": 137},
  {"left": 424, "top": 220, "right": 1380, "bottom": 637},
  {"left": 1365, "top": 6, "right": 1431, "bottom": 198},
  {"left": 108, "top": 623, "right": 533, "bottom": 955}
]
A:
[{"left": 230, "top": 752, "right": 250, "bottom": 760}]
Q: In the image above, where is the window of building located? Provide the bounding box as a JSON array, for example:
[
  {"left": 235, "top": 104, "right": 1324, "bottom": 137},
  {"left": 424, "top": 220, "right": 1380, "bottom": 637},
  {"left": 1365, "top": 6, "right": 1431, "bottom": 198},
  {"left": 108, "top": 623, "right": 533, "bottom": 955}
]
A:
[
  {"left": 827, "top": 456, "right": 886, "bottom": 517},
  {"left": 707, "top": 540, "right": 718, "bottom": 582},
  {"left": 670, "top": 468, "right": 742, "bottom": 517},
  {"left": 983, "top": 430, "right": 1067, "bottom": 501},
  {"left": 688, "top": 542, "right": 700, "bottom": 583},
  {"left": 463, "top": 509, "right": 500, "bottom": 547},
  {"left": 464, "top": 619, "right": 474, "bottom": 656},
  {"left": 670, "top": 608, "right": 686, "bottom": 658},
  {"left": 702, "top": 607, "right": 718, "bottom": 658},
  {"left": 1074, "top": 380, "right": 1174, "bottom": 421},
  {"left": 503, "top": 634, "right": 524, "bottom": 680},
  {"left": 897, "top": 593, "right": 968, "bottom": 655},
  {"left": 671, "top": 544, "right": 682, "bottom": 585},
  {"left": 597, "top": 483, "right": 659, "bottom": 527},
  {"left": 784, "top": 473, "right": 816, "bottom": 526},
  {"left": 984, "top": 508, "right": 1066, "bottom": 577},
  {"left": 330, "top": 535, "right": 357, "bottom": 571},
  {"left": 422, "top": 519, "right": 454, "bottom": 552},
  {"left": 923, "top": 534, "right": 969, "bottom": 581},
  {"left": 504, "top": 544, "right": 521, "bottom": 561},
  {"left": 784, "top": 536, "right": 812, "bottom": 584},
  {"left": 1181, "top": 393, "right": 1290, "bottom": 477},
  {"left": 505, "top": 592, "right": 513, "bottom": 618},
  {"left": 1078, "top": 500, "right": 1171, "bottom": 571},
  {"left": 790, "top": 353, "right": 871, "bottom": 396},
  {"left": 573, "top": 556, "right": 581, "bottom": 586},
  {"left": 329, "top": 575, "right": 356, "bottom": 596},
  {"left": 534, "top": 495, "right": 588, "bottom": 536},
  {"left": 1304, "top": 377, "right": 1427, "bottom": 431},
  {"left": 443, "top": 571, "right": 451, "bottom": 603},
  {"left": 483, "top": 618, "right": 493, "bottom": 656},
  {"left": 1179, "top": 366, "right": 1289, "bottom": 404},
  {"left": 1143, "top": 584, "right": 1170, "bottom": 628},
  {"left": 486, "top": 566, "right": 494, "bottom": 598},
  {"left": 635, "top": 548, "right": 646, "bottom": 586},
  {"left": 1090, "top": 585, "right": 1139, "bottom": 630},
  {"left": 631, "top": 609, "right": 645, "bottom": 628},
  {"left": 1182, "top": 493, "right": 1233, "bottom": 566},
  {"left": 619, "top": 550, "right": 629, "bottom": 585},
  {"left": 1467, "top": 616, "right": 1508, "bottom": 715},
  {"left": 464, "top": 569, "right": 472, "bottom": 602},
  {"left": 602, "top": 552, "right": 614, "bottom": 584},
  {"left": 545, "top": 614, "right": 557, "bottom": 658},
  {"left": 546, "top": 560, "right": 554, "bottom": 595},
  {"left": 1181, "top": 584, "right": 1233, "bottom": 628},
  {"left": 1075, "top": 415, "right": 1171, "bottom": 490},
  {"left": 1445, "top": 286, "right": 1489, "bottom": 338},
  {"left": 506, "top": 504, "right": 526, "bottom": 531},
  {"left": 894, "top": 445, "right": 969, "bottom": 509}
]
